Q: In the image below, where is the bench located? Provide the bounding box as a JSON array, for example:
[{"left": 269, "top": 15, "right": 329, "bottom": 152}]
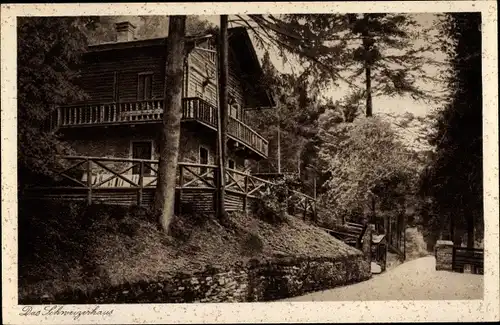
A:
[{"left": 452, "top": 247, "right": 484, "bottom": 275}]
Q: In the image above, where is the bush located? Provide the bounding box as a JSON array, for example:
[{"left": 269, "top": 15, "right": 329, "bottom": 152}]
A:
[
  {"left": 405, "top": 227, "right": 429, "bottom": 260},
  {"left": 251, "top": 180, "right": 289, "bottom": 224},
  {"left": 18, "top": 201, "right": 153, "bottom": 284},
  {"left": 241, "top": 232, "right": 264, "bottom": 256}
]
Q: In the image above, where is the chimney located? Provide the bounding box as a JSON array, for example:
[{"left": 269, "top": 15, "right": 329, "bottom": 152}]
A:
[{"left": 115, "top": 21, "right": 136, "bottom": 42}]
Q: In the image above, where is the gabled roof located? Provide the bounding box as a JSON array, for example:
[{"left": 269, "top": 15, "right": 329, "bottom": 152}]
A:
[
  {"left": 227, "top": 27, "right": 276, "bottom": 109},
  {"left": 86, "top": 27, "right": 276, "bottom": 109}
]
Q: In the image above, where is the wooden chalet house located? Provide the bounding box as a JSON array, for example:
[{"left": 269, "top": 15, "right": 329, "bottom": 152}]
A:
[{"left": 30, "top": 21, "right": 320, "bottom": 215}]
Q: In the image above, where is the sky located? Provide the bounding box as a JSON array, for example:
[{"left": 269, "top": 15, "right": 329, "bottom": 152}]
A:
[{"left": 201, "top": 13, "right": 448, "bottom": 118}]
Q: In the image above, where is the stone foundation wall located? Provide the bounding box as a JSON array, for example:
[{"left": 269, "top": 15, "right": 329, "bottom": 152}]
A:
[
  {"left": 28, "top": 255, "right": 371, "bottom": 304},
  {"left": 435, "top": 240, "right": 453, "bottom": 271}
]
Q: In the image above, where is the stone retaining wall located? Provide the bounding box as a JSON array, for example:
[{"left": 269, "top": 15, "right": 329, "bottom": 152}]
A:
[
  {"left": 28, "top": 255, "right": 371, "bottom": 304},
  {"left": 435, "top": 240, "right": 453, "bottom": 271}
]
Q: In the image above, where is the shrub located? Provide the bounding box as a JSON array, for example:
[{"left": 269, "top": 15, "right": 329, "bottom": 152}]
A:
[
  {"left": 251, "top": 180, "right": 288, "bottom": 224},
  {"left": 405, "top": 227, "right": 429, "bottom": 260},
  {"left": 241, "top": 232, "right": 264, "bottom": 256}
]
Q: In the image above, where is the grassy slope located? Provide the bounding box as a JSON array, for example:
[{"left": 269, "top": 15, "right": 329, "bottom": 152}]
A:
[{"left": 18, "top": 202, "right": 362, "bottom": 299}]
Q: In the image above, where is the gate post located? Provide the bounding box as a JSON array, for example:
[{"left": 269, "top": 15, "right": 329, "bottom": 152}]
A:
[{"left": 435, "top": 240, "right": 454, "bottom": 271}]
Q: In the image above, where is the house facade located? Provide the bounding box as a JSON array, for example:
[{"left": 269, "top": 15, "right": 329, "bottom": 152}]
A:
[
  {"left": 53, "top": 22, "right": 274, "bottom": 177},
  {"left": 30, "top": 22, "right": 318, "bottom": 216}
]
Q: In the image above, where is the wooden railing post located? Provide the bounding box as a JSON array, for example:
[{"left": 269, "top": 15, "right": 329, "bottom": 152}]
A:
[
  {"left": 243, "top": 174, "right": 249, "bottom": 211},
  {"left": 99, "top": 105, "right": 104, "bottom": 122},
  {"left": 56, "top": 107, "right": 61, "bottom": 129},
  {"left": 87, "top": 158, "right": 92, "bottom": 205},
  {"left": 313, "top": 199, "right": 317, "bottom": 222},
  {"left": 137, "top": 161, "right": 144, "bottom": 206},
  {"left": 303, "top": 199, "right": 307, "bottom": 221},
  {"left": 179, "top": 165, "right": 183, "bottom": 217},
  {"left": 213, "top": 167, "right": 219, "bottom": 213}
]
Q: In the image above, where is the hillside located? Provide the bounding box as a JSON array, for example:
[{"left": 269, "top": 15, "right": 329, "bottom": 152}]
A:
[{"left": 18, "top": 202, "right": 362, "bottom": 301}]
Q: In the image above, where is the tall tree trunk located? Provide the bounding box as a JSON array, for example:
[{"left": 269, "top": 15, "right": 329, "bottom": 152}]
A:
[
  {"left": 154, "top": 16, "right": 186, "bottom": 232},
  {"left": 365, "top": 65, "right": 373, "bottom": 117},
  {"left": 466, "top": 215, "right": 475, "bottom": 248},
  {"left": 450, "top": 214, "right": 455, "bottom": 243},
  {"left": 362, "top": 14, "right": 373, "bottom": 117},
  {"left": 371, "top": 195, "right": 376, "bottom": 226},
  {"left": 297, "top": 153, "right": 301, "bottom": 178},
  {"left": 216, "top": 15, "right": 228, "bottom": 219},
  {"left": 277, "top": 111, "right": 281, "bottom": 174}
]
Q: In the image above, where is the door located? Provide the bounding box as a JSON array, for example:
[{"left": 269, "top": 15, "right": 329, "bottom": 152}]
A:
[
  {"left": 132, "top": 141, "right": 153, "bottom": 175},
  {"left": 199, "top": 147, "right": 209, "bottom": 175}
]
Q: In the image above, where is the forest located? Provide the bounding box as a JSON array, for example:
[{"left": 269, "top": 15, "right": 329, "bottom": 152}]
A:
[{"left": 17, "top": 12, "right": 483, "bottom": 252}]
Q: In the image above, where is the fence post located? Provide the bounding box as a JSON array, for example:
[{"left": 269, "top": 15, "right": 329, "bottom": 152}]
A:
[
  {"left": 303, "top": 198, "right": 307, "bottom": 221},
  {"left": 213, "top": 167, "right": 218, "bottom": 213},
  {"left": 137, "top": 161, "right": 144, "bottom": 206},
  {"left": 87, "top": 158, "right": 92, "bottom": 205},
  {"left": 179, "top": 165, "right": 184, "bottom": 217},
  {"left": 56, "top": 107, "right": 61, "bottom": 129},
  {"left": 452, "top": 246, "right": 456, "bottom": 272},
  {"left": 243, "top": 174, "right": 249, "bottom": 211},
  {"left": 100, "top": 105, "right": 104, "bottom": 122},
  {"left": 313, "top": 199, "right": 317, "bottom": 222}
]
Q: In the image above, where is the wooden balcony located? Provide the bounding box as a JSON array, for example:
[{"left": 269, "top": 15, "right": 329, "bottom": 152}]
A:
[{"left": 53, "top": 97, "right": 269, "bottom": 158}]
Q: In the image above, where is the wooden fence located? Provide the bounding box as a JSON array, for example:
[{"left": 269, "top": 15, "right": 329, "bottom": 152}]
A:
[
  {"left": 23, "top": 156, "right": 315, "bottom": 217},
  {"left": 452, "top": 247, "right": 484, "bottom": 275}
]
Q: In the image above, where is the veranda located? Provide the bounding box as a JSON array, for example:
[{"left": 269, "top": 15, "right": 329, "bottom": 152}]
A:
[{"left": 22, "top": 156, "right": 316, "bottom": 218}]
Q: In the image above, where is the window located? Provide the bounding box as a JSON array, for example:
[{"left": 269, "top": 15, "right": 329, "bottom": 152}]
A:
[
  {"left": 132, "top": 141, "right": 153, "bottom": 175},
  {"left": 198, "top": 40, "right": 216, "bottom": 63},
  {"left": 199, "top": 147, "right": 209, "bottom": 175},
  {"left": 208, "top": 43, "right": 216, "bottom": 63},
  {"left": 137, "top": 73, "right": 153, "bottom": 100},
  {"left": 194, "top": 82, "right": 204, "bottom": 99},
  {"left": 229, "top": 104, "right": 240, "bottom": 119},
  {"left": 228, "top": 159, "right": 235, "bottom": 170}
]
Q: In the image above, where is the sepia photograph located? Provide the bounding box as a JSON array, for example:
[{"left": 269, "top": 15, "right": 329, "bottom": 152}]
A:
[{"left": 1, "top": 1, "right": 498, "bottom": 324}]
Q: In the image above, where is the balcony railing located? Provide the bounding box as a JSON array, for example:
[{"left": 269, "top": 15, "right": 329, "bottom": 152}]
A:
[{"left": 53, "top": 97, "right": 268, "bottom": 157}]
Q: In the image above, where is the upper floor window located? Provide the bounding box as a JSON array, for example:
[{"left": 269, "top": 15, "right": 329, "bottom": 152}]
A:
[
  {"left": 195, "top": 40, "right": 216, "bottom": 63},
  {"left": 194, "top": 82, "right": 204, "bottom": 99},
  {"left": 229, "top": 103, "right": 240, "bottom": 120},
  {"left": 137, "top": 72, "right": 153, "bottom": 100},
  {"left": 208, "top": 43, "right": 216, "bottom": 63}
]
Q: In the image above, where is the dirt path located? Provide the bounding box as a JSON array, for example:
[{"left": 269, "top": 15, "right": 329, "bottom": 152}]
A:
[{"left": 285, "top": 256, "right": 483, "bottom": 301}]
